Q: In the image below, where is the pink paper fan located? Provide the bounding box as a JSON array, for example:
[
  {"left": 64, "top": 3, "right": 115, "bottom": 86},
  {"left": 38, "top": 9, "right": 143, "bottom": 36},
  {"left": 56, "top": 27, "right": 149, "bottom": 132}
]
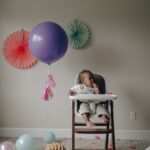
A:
[{"left": 3, "top": 29, "right": 37, "bottom": 69}]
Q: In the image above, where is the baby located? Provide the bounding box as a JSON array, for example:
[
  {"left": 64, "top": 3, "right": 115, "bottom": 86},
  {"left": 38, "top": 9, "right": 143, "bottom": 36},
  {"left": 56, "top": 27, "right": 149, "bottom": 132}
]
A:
[{"left": 69, "top": 69, "right": 109, "bottom": 128}]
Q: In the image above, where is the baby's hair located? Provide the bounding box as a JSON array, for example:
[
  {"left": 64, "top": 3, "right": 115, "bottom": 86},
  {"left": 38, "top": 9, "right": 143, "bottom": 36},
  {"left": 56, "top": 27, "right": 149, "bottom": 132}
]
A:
[{"left": 79, "top": 69, "right": 94, "bottom": 84}]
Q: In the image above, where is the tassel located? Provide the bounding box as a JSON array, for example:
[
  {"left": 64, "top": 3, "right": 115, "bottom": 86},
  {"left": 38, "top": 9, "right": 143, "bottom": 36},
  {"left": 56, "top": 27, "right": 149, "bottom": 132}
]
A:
[
  {"left": 47, "top": 74, "right": 56, "bottom": 88},
  {"left": 42, "top": 74, "right": 56, "bottom": 101},
  {"left": 42, "top": 88, "right": 49, "bottom": 101}
]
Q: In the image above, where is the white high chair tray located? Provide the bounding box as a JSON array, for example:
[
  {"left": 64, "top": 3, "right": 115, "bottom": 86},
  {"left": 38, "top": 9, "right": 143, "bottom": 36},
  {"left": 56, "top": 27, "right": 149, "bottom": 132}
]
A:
[{"left": 69, "top": 94, "right": 117, "bottom": 102}]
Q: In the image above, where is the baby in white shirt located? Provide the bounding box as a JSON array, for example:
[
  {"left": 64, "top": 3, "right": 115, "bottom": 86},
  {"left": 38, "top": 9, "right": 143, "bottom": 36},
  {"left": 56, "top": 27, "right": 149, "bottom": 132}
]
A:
[{"left": 69, "top": 69, "right": 109, "bottom": 127}]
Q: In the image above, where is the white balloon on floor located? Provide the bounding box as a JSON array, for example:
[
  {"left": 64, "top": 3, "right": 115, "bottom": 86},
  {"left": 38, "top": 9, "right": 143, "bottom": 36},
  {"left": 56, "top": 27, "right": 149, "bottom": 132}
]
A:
[{"left": 16, "top": 134, "right": 35, "bottom": 150}]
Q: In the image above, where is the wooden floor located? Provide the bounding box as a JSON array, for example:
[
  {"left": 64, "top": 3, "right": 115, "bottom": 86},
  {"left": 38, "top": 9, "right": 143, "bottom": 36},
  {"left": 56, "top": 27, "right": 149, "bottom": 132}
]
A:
[{"left": 0, "top": 138, "right": 150, "bottom": 150}]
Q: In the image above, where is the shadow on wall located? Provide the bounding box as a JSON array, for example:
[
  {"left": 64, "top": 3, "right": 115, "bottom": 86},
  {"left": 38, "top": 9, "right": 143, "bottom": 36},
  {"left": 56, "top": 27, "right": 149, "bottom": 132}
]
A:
[
  {"left": 124, "top": 87, "right": 150, "bottom": 128},
  {"left": 66, "top": 45, "right": 123, "bottom": 73},
  {"left": 88, "top": 46, "right": 123, "bottom": 71}
]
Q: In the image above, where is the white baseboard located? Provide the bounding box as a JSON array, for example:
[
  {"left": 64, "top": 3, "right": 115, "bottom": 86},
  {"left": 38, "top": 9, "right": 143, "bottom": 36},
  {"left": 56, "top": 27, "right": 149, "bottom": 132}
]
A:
[
  {"left": 116, "top": 130, "right": 150, "bottom": 140},
  {"left": 0, "top": 128, "right": 150, "bottom": 140}
]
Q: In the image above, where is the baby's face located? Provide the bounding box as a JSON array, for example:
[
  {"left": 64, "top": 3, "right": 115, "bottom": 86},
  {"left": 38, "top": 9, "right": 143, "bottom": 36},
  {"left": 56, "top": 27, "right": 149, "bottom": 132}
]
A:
[{"left": 80, "top": 73, "right": 93, "bottom": 87}]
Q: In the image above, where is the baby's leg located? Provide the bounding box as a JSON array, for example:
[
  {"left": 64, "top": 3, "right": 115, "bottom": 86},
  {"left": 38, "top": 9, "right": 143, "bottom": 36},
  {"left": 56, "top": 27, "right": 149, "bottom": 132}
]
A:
[
  {"left": 79, "top": 102, "right": 96, "bottom": 127},
  {"left": 98, "top": 115, "right": 109, "bottom": 124},
  {"left": 82, "top": 113, "right": 96, "bottom": 127},
  {"left": 96, "top": 104, "right": 109, "bottom": 123}
]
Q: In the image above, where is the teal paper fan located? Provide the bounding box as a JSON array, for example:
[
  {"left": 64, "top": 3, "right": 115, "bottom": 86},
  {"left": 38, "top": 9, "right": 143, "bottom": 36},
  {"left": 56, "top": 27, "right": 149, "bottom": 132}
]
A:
[{"left": 65, "top": 20, "right": 90, "bottom": 49}]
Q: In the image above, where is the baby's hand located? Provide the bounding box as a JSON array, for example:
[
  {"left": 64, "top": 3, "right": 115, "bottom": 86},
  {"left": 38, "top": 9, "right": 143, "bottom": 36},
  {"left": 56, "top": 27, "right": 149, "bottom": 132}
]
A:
[
  {"left": 93, "top": 83, "right": 97, "bottom": 88},
  {"left": 93, "top": 83, "right": 100, "bottom": 94},
  {"left": 68, "top": 90, "right": 76, "bottom": 96}
]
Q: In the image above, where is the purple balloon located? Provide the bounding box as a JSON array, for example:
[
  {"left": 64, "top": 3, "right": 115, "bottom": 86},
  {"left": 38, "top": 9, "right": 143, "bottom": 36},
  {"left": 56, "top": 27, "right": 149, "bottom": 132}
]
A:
[{"left": 29, "top": 21, "right": 68, "bottom": 65}]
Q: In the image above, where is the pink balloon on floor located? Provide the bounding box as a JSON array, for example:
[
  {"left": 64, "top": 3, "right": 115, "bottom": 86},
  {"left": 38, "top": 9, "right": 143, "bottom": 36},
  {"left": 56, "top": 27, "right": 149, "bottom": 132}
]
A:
[{"left": 0, "top": 141, "right": 15, "bottom": 150}]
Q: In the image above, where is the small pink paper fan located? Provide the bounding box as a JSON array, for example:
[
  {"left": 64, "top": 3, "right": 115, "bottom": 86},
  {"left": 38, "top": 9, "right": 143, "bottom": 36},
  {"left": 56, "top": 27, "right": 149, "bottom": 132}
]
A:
[{"left": 3, "top": 29, "right": 37, "bottom": 69}]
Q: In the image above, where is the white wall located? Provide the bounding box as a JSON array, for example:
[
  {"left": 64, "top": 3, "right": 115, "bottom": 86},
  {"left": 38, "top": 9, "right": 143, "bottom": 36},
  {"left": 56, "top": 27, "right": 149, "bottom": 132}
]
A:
[{"left": 0, "top": 0, "right": 150, "bottom": 131}]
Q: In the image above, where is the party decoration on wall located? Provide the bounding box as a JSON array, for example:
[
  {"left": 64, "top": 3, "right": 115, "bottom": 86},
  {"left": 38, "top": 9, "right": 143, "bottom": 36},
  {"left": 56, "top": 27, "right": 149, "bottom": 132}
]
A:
[
  {"left": 45, "top": 143, "right": 66, "bottom": 150},
  {"left": 65, "top": 19, "right": 90, "bottom": 49},
  {"left": 42, "top": 73, "right": 56, "bottom": 101},
  {"left": 16, "top": 134, "right": 35, "bottom": 150},
  {"left": 29, "top": 21, "right": 68, "bottom": 65},
  {"left": 43, "top": 132, "right": 56, "bottom": 144},
  {"left": 3, "top": 29, "right": 37, "bottom": 69},
  {"left": 0, "top": 141, "right": 15, "bottom": 150}
]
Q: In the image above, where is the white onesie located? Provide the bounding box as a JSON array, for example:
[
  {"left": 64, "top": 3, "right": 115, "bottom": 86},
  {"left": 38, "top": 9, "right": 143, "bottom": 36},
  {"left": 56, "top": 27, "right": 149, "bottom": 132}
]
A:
[{"left": 71, "top": 84, "right": 109, "bottom": 116}]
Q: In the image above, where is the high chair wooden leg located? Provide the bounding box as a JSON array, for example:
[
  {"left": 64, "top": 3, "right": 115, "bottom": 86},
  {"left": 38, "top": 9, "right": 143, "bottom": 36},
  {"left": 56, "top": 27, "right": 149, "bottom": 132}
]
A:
[
  {"left": 110, "top": 100, "right": 116, "bottom": 150},
  {"left": 105, "top": 123, "right": 109, "bottom": 150},
  {"left": 72, "top": 101, "right": 75, "bottom": 150}
]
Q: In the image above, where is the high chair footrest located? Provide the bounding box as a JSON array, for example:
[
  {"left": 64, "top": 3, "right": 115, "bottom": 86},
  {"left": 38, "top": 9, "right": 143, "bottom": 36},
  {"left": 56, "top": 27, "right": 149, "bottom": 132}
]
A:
[
  {"left": 75, "top": 128, "right": 112, "bottom": 134},
  {"left": 75, "top": 122, "right": 108, "bottom": 126}
]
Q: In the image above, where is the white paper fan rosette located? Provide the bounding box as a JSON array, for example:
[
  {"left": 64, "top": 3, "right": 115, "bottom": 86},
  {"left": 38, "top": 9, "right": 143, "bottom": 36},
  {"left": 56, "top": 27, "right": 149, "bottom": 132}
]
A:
[{"left": 65, "top": 20, "right": 90, "bottom": 49}]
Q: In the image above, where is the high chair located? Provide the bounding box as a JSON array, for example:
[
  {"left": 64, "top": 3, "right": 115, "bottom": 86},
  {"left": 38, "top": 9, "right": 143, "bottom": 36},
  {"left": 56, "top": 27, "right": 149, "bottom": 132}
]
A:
[{"left": 69, "top": 74, "right": 117, "bottom": 150}]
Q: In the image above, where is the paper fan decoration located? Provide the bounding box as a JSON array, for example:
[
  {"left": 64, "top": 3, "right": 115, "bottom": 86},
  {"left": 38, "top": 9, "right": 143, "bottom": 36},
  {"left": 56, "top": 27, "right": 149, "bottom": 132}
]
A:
[
  {"left": 65, "top": 20, "right": 90, "bottom": 49},
  {"left": 3, "top": 29, "right": 37, "bottom": 69}
]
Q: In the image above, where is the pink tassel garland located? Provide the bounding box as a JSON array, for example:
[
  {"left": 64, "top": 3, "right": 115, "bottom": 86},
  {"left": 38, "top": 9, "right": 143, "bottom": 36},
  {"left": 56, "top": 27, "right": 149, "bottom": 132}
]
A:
[{"left": 42, "top": 74, "right": 56, "bottom": 101}]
